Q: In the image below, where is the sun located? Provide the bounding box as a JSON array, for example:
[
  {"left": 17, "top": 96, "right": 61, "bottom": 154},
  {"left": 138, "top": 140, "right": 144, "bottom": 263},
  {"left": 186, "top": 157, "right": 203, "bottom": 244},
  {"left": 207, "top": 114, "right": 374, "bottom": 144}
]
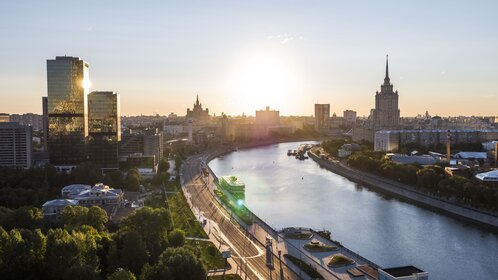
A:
[{"left": 226, "top": 52, "right": 301, "bottom": 114}]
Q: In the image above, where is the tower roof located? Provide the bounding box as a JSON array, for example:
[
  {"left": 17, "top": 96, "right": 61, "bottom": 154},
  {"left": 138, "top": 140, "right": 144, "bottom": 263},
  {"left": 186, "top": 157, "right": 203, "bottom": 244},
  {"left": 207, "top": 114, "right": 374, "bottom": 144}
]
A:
[{"left": 384, "top": 54, "right": 390, "bottom": 85}]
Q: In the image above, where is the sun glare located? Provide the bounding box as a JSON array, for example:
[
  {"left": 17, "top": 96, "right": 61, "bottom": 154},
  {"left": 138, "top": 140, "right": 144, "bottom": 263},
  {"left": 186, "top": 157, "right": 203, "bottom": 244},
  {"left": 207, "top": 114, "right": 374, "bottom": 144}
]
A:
[{"left": 227, "top": 52, "right": 301, "bottom": 113}]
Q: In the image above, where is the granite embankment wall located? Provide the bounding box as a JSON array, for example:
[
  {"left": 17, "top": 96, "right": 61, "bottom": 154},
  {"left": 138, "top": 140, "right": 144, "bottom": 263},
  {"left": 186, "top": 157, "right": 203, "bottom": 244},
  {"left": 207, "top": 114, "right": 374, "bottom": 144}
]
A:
[{"left": 308, "top": 151, "right": 498, "bottom": 230}]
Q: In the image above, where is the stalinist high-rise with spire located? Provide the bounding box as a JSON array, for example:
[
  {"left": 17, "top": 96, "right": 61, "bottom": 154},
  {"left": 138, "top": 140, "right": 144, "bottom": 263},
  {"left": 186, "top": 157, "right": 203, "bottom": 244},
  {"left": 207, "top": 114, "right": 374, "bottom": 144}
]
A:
[
  {"left": 352, "top": 55, "right": 400, "bottom": 142},
  {"left": 372, "top": 55, "right": 400, "bottom": 131}
]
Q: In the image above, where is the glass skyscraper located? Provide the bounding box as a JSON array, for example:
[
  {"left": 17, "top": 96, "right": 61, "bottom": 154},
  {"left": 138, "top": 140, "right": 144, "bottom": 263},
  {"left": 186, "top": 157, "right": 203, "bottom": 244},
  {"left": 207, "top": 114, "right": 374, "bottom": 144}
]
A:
[
  {"left": 46, "top": 56, "right": 89, "bottom": 166},
  {"left": 88, "top": 91, "right": 121, "bottom": 169}
]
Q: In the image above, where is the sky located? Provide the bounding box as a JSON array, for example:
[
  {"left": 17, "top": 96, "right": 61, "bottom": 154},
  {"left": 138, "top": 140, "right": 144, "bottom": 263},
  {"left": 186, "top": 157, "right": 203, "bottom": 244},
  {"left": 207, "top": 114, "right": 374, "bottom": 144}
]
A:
[{"left": 1, "top": 0, "right": 497, "bottom": 117}]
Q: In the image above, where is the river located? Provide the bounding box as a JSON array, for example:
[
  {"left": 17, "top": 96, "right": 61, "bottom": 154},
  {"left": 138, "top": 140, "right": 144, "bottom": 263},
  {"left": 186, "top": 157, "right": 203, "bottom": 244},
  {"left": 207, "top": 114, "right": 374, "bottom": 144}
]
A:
[{"left": 209, "top": 141, "right": 498, "bottom": 280}]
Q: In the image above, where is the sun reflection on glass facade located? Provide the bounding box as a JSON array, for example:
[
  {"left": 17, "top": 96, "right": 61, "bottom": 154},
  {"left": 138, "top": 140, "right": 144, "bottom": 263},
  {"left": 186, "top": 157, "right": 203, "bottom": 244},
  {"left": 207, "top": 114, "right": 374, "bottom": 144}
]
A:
[
  {"left": 88, "top": 91, "right": 121, "bottom": 169},
  {"left": 46, "top": 56, "right": 89, "bottom": 165}
]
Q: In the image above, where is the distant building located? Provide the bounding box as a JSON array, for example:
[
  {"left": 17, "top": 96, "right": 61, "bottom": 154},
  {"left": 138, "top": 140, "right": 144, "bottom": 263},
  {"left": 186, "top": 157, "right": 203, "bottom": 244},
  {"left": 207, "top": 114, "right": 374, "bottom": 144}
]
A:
[
  {"left": 378, "top": 266, "right": 428, "bottom": 280},
  {"left": 46, "top": 56, "right": 90, "bottom": 166},
  {"left": 0, "top": 113, "right": 10, "bottom": 122},
  {"left": 88, "top": 91, "right": 121, "bottom": 170},
  {"left": 314, "top": 104, "right": 330, "bottom": 130},
  {"left": 386, "top": 153, "right": 438, "bottom": 165},
  {"left": 42, "top": 199, "right": 79, "bottom": 220},
  {"left": 373, "top": 55, "right": 400, "bottom": 131},
  {"left": 353, "top": 56, "right": 400, "bottom": 142},
  {"left": 9, "top": 113, "right": 43, "bottom": 131},
  {"left": 186, "top": 94, "right": 210, "bottom": 123},
  {"left": 375, "top": 129, "right": 498, "bottom": 152},
  {"left": 144, "top": 128, "right": 163, "bottom": 162},
  {"left": 343, "top": 110, "right": 357, "bottom": 127},
  {"left": 256, "top": 106, "right": 280, "bottom": 126},
  {"left": 0, "top": 122, "right": 33, "bottom": 168},
  {"left": 42, "top": 96, "right": 48, "bottom": 151}
]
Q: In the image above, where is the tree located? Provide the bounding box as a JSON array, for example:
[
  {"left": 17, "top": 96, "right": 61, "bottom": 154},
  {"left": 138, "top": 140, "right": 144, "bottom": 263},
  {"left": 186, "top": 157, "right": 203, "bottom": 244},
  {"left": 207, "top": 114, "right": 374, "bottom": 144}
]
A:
[
  {"left": 72, "top": 162, "right": 103, "bottom": 186},
  {"left": 86, "top": 206, "right": 109, "bottom": 232},
  {"left": 118, "top": 230, "right": 149, "bottom": 276},
  {"left": 140, "top": 263, "right": 171, "bottom": 280},
  {"left": 125, "top": 169, "right": 141, "bottom": 192},
  {"left": 168, "top": 229, "right": 185, "bottom": 247},
  {"left": 120, "top": 207, "right": 172, "bottom": 261},
  {"left": 158, "top": 247, "right": 206, "bottom": 280},
  {"left": 103, "top": 170, "right": 125, "bottom": 188},
  {"left": 157, "top": 159, "right": 170, "bottom": 173},
  {"left": 45, "top": 228, "right": 100, "bottom": 279},
  {"left": 0, "top": 206, "right": 43, "bottom": 231},
  {"left": 0, "top": 228, "right": 46, "bottom": 280},
  {"left": 108, "top": 268, "right": 136, "bottom": 280}
]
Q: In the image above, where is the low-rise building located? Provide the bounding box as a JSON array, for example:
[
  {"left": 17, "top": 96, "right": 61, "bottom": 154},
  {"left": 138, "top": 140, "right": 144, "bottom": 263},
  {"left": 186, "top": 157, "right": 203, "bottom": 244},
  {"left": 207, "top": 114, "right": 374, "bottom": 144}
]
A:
[
  {"left": 73, "top": 183, "right": 123, "bottom": 207},
  {"left": 42, "top": 199, "right": 79, "bottom": 220},
  {"left": 386, "top": 154, "right": 438, "bottom": 165},
  {"left": 475, "top": 169, "right": 498, "bottom": 183},
  {"left": 61, "top": 184, "right": 92, "bottom": 198},
  {"left": 378, "top": 266, "right": 428, "bottom": 280}
]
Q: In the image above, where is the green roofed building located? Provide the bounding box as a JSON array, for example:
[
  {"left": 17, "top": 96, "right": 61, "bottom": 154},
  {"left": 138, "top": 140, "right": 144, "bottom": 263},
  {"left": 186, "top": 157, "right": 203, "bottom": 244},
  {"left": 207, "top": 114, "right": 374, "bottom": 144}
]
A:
[{"left": 219, "top": 175, "right": 245, "bottom": 201}]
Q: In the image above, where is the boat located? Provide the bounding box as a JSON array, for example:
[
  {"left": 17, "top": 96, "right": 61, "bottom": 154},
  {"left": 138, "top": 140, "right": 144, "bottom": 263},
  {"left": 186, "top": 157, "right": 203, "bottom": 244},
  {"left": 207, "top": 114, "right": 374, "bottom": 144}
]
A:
[{"left": 219, "top": 175, "right": 246, "bottom": 201}]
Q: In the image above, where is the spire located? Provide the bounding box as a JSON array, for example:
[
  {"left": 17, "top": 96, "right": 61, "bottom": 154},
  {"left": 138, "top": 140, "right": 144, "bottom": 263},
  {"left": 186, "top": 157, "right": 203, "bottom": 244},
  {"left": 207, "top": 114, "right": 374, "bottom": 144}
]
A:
[
  {"left": 384, "top": 54, "right": 390, "bottom": 85},
  {"left": 195, "top": 93, "right": 200, "bottom": 106}
]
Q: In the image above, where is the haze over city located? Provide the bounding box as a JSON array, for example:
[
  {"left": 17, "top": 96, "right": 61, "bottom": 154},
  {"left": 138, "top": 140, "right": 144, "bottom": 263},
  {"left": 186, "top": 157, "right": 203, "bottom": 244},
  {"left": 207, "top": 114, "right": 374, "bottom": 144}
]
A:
[{"left": 1, "top": 0, "right": 497, "bottom": 117}]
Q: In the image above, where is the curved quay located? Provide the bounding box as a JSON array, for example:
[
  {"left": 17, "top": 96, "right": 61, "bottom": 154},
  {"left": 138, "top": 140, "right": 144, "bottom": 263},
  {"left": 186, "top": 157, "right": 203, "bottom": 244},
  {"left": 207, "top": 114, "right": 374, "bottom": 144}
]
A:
[{"left": 307, "top": 150, "right": 498, "bottom": 230}]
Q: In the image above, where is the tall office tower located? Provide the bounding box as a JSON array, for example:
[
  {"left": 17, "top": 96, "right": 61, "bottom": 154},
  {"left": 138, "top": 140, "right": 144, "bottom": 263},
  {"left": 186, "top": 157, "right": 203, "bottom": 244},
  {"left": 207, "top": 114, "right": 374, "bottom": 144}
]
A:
[
  {"left": 314, "top": 104, "right": 330, "bottom": 130},
  {"left": 88, "top": 91, "right": 121, "bottom": 170},
  {"left": 46, "top": 56, "right": 89, "bottom": 166},
  {"left": 0, "top": 122, "right": 33, "bottom": 168},
  {"left": 373, "top": 55, "right": 400, "bottom": 130}
]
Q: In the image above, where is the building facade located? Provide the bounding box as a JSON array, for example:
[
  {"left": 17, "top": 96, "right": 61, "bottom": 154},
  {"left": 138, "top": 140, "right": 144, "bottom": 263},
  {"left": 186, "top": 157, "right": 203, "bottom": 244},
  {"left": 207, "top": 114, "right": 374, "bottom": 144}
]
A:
[
  {"left": 186, "top": 94, "right": 210, "bottom": 123},
  {"left": 373, "top": 56, "right": 400, "bottom": 131},
  {"left": 0, "top": 122, "right": 33, "bottom": 168},
  {"left": 255, "top": 106, "right": 280, "bottom": 126},
  {"left": 46, "top": 56, "right": 90, "bottom": 166},
  {"left": 374, "top": 129, "right": 498, "bottom": 152},
  {"left": 88, "top": 91, "right": 121, "bottom": 169},
  {"left": 343, "top": 110, "right": 357, "bottom": 127},
  {"left": 314, "top": 104, "right": 330, "bottom": 130}
]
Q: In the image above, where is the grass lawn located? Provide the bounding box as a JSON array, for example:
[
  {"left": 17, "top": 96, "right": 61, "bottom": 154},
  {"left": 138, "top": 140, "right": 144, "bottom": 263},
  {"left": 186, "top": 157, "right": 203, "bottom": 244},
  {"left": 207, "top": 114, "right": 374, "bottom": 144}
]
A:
[
  {"left": 304, "top": 243, "right": 338, "bottom": 252},
  {"left": 284, "top": 254, "right": 324, "bottom": 279},
  {"left": 328, "top": 254, "right": 354, "bottom": 268},
  {"left": 167, "top": 188, "right": 208, "bottom": 238},
  {"left": 186, "top": 239, "right": 228, "bottom": 270},
  {"left": 208, "top": 275, "right": 242, "bottom": 280}
]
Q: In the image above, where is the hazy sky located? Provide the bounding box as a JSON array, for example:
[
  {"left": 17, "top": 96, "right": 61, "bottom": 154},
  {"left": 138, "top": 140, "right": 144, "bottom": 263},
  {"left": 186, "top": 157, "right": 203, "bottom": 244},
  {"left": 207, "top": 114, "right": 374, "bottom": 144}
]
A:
[{"left": 1, "top": 0, "right": 497, "bottom": 117}]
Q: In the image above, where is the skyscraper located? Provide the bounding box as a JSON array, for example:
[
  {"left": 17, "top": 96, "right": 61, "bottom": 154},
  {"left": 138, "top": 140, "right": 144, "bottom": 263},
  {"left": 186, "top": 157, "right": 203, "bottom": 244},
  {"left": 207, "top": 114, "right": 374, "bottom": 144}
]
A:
[
  {"left": 373, "top": 55, "right": 400, "bottom": 130},
  {"left": 46, "top": 56, "right": 90, "bottom": 166},
  {"left": 88, "top": 91, "right": 121, "bottom": 170},
  {"left": 314, "top": 104, "right": 330, "bottom": 130}
]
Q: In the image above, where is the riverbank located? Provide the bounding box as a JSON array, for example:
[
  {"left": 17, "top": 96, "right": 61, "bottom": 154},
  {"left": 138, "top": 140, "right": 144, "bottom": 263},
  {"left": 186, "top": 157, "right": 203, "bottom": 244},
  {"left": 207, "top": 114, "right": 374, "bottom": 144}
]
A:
[{"left": 308, "top": 150, "right": 498, "bottom": 230}]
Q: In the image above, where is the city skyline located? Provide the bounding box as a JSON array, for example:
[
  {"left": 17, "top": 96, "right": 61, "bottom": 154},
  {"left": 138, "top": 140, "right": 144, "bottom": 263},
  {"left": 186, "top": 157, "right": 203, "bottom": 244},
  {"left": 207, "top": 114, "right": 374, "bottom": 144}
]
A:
[{"left": 1, "top": 1, "right": 498, "bottom": 117}]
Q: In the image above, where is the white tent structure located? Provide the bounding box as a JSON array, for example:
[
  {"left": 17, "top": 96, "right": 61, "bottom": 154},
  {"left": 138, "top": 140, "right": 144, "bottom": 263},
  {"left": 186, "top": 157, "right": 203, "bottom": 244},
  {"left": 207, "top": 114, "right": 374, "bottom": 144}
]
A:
[{"left": 475, "top": 170, "right": 498, "bottom": 182}]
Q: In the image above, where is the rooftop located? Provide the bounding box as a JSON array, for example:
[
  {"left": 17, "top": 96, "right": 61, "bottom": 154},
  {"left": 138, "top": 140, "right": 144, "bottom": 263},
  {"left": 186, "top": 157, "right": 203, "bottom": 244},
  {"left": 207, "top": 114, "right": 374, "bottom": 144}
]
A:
[
  {"left": 42, "top": 199, "right": 78, "bottom": 207},
  {"left": 382, "top": 266, "right": 424, "bottom": 277}
]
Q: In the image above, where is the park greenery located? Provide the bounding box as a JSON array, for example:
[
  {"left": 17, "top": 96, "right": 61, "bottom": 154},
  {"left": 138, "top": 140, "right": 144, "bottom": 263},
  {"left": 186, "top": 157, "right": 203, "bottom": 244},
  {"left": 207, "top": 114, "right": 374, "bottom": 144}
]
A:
[
  {"left": 0, "top": 177, "right": 228, "bottom": 280},
  {"left": 346, "top": 152, "right": 498, "bottom": 211},
  {"left": 303, "top": 241, "right": 338, "bottom": 252},
  {"left": 327, "top": 254, "right": 354, "bottom": 268}
]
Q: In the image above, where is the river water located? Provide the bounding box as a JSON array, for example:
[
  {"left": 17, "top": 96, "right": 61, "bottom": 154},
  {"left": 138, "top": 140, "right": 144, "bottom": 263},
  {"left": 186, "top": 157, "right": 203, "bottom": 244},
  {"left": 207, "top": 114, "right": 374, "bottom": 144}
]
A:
[{"left": 209, "top": 141, "right": 498, "bottom": 280}]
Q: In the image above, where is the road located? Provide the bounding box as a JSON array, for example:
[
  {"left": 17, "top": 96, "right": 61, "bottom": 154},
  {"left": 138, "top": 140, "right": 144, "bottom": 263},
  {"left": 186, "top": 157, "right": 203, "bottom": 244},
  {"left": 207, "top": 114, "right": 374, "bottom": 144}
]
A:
[{"left": 181, "top": 149, "right": 301, "bottom": 280}]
